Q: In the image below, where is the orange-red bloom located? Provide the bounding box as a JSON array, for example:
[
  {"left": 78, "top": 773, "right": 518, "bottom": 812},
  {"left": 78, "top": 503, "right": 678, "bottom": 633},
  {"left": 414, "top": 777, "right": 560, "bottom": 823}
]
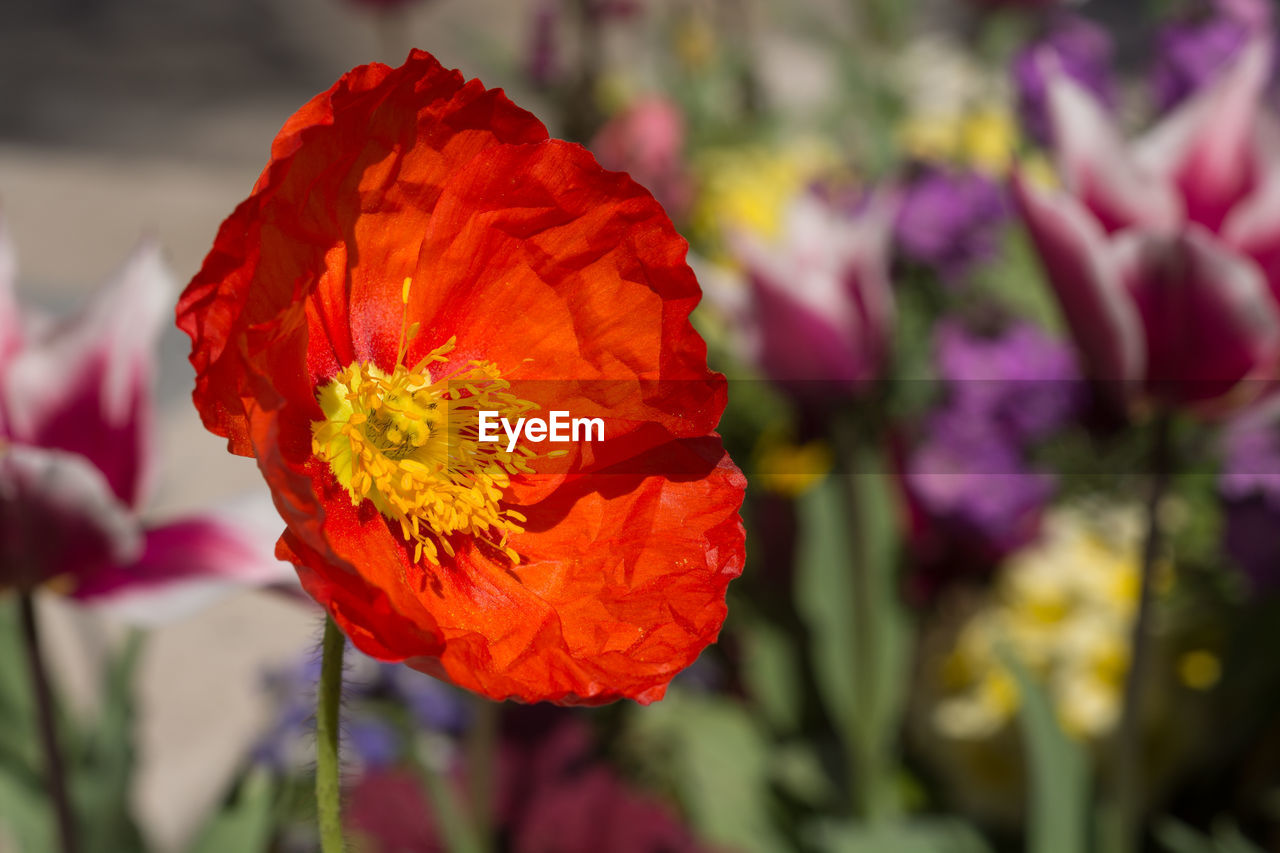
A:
[{"left": 176, "top": 50, "right": 745, "bottom": 705}]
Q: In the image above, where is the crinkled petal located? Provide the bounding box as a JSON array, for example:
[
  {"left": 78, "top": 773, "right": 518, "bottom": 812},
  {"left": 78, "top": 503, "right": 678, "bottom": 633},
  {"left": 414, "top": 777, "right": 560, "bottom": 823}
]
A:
[
  {"left": 403, "top": 139, "right": 725, "bottom": 471},
  {"left": 293, "top": 438, "right": 744, "bottom": 705},
  {"left": 2, "top": 242, "right": 171, "bottom": 509},
  {"left": 0, "top": 445, "right": 142, "bottom": 590},
  {"left": 1012, "top": 172, "right": 1146, "bottom": 400},
  {"left": 177, "top": 50, "right": 550, "bottom": 456}
]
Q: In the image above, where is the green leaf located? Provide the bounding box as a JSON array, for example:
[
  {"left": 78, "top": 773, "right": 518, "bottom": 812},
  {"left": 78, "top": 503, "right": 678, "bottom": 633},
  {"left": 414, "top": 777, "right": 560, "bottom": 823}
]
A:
[
  {"left": 185, "top": 770, "right": 277, "bottom": 853},
  {"left": 630, "top": 691, "right": 786, "bottom": 853},
  {"left": 794, "top": 469, "right": 910, "bottom": 817},
  {"left": 1155, "top": 818, "right": 1268, "bottom": 853},
  {"left": 771, "top": 740, "right": 837, "bottom": 809},
  {"left": 809, "top": 818, "right": 993, "bottom": 853},
  {"left": 1213, "top": 822, "right": 1269, "bottom": 853},
  {"left": 0, "top": 760, "right": 56, "bottom": 853},
  {"left": 0, "top": 599, "right": 40, "bottom": 772},
  {"left": 0, "top": 602, "right": 148, "bottom": 853},
  {"left": 1157, "top": 818, "right": 1216, "bottom": 853},
  {"left": 794, "top": 477, "right": 857, "bottom": 716},
  {"left": 69, "top": 631, "right": 148, "bottom": 853},
  {"left": 1004, "top": 653, "right": 1088, "bottom": 853},
  {"left": 970, "top": 227, "right": 1063, "bottom": 336},
  {"left": 738, "top": 609, "right": 805, "bottom": 734}
]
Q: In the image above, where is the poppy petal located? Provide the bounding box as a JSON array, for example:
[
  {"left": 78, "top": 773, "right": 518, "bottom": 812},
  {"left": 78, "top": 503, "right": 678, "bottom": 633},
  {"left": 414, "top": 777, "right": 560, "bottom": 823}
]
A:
[
  {"left": 177, "top": 50, "right": 550, "bottom": 455},
  {"left": 291, "top": 438, "right": 744, "bottom": 704}
]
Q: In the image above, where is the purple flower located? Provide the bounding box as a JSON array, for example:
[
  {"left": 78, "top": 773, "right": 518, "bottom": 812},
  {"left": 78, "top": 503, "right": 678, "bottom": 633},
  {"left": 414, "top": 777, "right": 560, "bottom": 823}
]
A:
[
  {"left": 906, "top": 412, "right": 1054, "bottom": 548},
  {"left": 253, "top": 648, "right": 417, "bottom": 772},
  {"left": 1223, "top": 497, "right": 1280, "bottom": 593},
  {"left": 934, "top": 319, "right": 1081, "bottom": 441},
  {"left": 526, "top": 1, "right": 561, "bottom": 88},
  {"left": 894, "top": 167, "right": 1007, "bottom": 282},
  {"left": 1221, "top": 407, "right": 1280, "bottom": 504},
  {"left": 384, "top": 664, "right": 471, "bottom": 734},
  {"left": 345, "top": 708, "right": 711, "bottom": 853},
  {"left": 1219, "top": 401, "right": 1280, "bottom": 593},
  {"left": 1151, "top": 0, "right": 1272, "bottom": 113},
  {"left": 903, "top": 427, "right": 1054, "bottom": 599},
  {"left": 348, "top": 718, "right": 402, "bottom": 768},
  {"left": 252, "top": 656, "right": 323, "bottom": 771},
  {"left": 902, "top": 321, "right": 1079, "bottom": 597},
  {"left": 1013, "top": 15, "right": 1117, "bottom": 146}
]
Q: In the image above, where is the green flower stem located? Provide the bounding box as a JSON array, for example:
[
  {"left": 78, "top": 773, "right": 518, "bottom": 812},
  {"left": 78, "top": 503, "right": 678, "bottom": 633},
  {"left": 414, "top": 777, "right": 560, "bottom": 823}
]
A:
[
  {"left": 466, "top": 698, "right": 500, "bottom": 853},
  {"left": 316, "top": 616, "right": 346, "bottom": 853},
  {"left": 18, "top": 591, "right": 78, "bottom": 853},
  {"left": 842, "top": 470, "right": 879, "bottom": 819},
  {"left": 1106, "top": 415, "right": 1174, "bottom": 853},
  {"left": 831, "top": 416, "right": 897, "bottom": 822}
]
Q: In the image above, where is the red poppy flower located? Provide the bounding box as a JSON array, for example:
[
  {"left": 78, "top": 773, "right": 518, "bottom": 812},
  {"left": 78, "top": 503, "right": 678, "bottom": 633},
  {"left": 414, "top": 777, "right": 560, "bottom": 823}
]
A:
[{"left": 176, "top": 50, "right": 745, "bottom": 705}]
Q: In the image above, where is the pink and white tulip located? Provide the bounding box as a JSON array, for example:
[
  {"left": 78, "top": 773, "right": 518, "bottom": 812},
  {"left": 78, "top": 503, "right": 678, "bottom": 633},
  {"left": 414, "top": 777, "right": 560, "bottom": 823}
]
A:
[
  {"left": 727, "top": 193, "right": 896, "bottom": 403},
  {"left": 0, "top": 219, "right": 292, "bottom": 616},
  {"left": 1015, "top": 35, "right": 1280, "bottom": 414}
]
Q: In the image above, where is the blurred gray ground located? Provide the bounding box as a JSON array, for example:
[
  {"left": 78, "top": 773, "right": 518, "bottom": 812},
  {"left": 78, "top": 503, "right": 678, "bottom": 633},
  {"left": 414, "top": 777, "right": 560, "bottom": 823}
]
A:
[{"left": 0, "top": 0, "right": 550, "bottom": 286}]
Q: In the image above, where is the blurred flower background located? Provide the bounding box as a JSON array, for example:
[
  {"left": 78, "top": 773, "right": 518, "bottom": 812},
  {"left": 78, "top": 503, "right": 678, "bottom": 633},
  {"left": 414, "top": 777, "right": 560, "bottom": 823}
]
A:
[{"left": 4, "top": 0, "right": 1280, "bottom": 851}]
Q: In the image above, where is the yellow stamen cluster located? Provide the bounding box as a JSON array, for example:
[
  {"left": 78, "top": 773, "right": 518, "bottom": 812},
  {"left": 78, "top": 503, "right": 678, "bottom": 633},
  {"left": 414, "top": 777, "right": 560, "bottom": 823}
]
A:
[{"left": 310, "top": 279, "right": 537, "bottom": 565}]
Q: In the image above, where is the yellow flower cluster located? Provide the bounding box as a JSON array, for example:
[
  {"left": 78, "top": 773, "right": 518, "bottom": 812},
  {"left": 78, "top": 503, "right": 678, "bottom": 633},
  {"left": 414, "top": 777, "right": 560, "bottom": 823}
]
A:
[
  {"left": 690, "top": 140, "right": 842, "bottom": 253},
  {"left": 753, "top": 433, "right": 832, "bottom": 498},
  {"left": 897, "top": 107, "right": 1020, "bottom": 175},
  {"left": 888, "top": 35, "right": 1020, "bottom": 174},
  {"left": 933, "top": 507, "right": 1151, "bottom": 742}
]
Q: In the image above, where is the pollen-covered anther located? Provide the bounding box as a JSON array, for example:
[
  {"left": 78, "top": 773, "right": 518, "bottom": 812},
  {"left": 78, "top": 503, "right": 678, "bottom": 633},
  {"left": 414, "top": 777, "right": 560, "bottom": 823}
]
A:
[{"left": 310, "top": 310, "right": 535, "bottom": 565}]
